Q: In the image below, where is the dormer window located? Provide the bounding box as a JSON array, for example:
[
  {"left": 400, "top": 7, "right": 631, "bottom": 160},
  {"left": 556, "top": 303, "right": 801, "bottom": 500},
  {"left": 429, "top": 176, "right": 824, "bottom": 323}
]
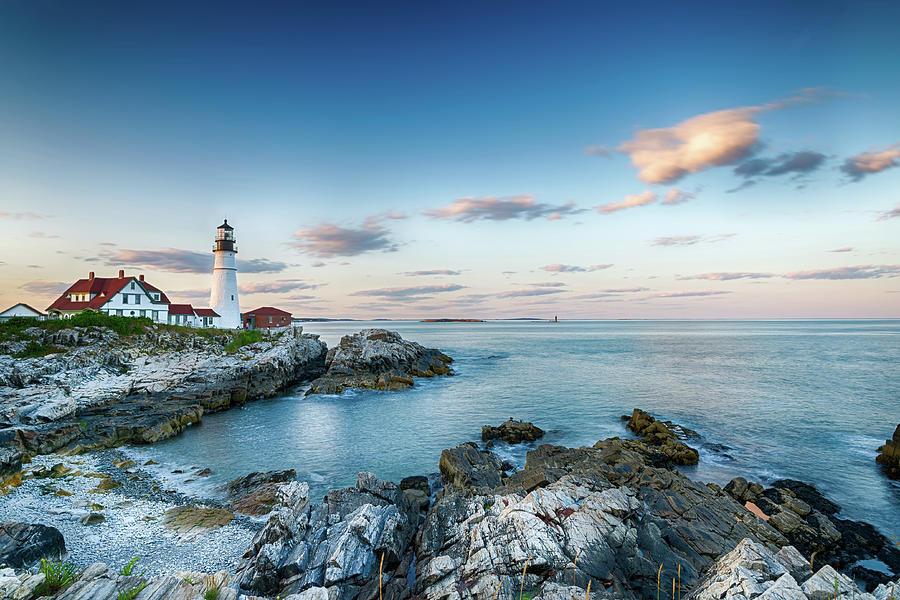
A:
[{"left": 130, "top": 282, "right": 135, "bottom": 290}]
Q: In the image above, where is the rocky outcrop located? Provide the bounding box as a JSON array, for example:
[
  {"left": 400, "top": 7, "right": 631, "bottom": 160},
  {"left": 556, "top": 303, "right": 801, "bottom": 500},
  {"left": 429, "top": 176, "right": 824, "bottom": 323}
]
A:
[
  {"left": 306, "top": 329, "right": 453, "bottom": 395},
  {"left": 624, "top": 408, "right": 699, "bottom": 465},
  {"left": 439, "top": 442, "right": 507, "bottom": 494},
  {"left": 482, "top": 419, "right": 545, "bottom": 444},
  {"left": 226, "top": 469, "right": 298, "bottom": 516},
  {"left": 234, "top": 472, "right": 423, "bottom": 600},
  {"left": 688, "top": 538, "right": 900, "bottom": 600},
  {"left": 0, "top": 326, "right": 327, "bottom": 455},
  {"left": 0, "top": 521, "right": 65, "bottom": 568},
  {"left": 876, "top": 424, "right": 900, "bottom": 479},
  {"left": 724, "top": 477, "right": 900, "bottom": 590},
  {"left": 417, "top": 438, "right": 792, "bottom": 600}
]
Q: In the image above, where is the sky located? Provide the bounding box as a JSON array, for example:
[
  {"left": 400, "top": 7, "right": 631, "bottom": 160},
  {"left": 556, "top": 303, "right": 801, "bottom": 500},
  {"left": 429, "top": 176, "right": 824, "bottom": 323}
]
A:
[{"left": 0, "top": 0, "right": 898, "bottom": 319}]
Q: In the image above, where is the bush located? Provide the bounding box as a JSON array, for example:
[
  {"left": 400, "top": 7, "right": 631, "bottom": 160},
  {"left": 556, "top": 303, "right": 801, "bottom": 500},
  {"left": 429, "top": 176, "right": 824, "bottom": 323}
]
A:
[
  {"left": 0, "top": 312, "right": 152, "bottom": 339},
  {"left": 13, "top": 341, "right": 62, "bottom": 359},
  {"left": 225, "top": 329, "right": 263, "bottom": 353}
]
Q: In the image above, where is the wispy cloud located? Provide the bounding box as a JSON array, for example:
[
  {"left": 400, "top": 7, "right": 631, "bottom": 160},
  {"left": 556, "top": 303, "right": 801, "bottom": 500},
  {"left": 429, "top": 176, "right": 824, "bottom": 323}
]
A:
[
  {"left": 104, "top": 248, "right": 288, "bottom": 274},
  {"left": 829, "top": 247, "right": 854, "bottom": 253},
  {"left": 401, "top": 269, "right": 462, "bottom": 276},
  {"left": 540, "top": 263, "right": 613, "bottom": 273},
  {"left": 28, "top": 231, "right": 61, "bottom": 239},
  {"left": 784, "top": 264, "right": 900, "bottom": 280},
  {"left": 584, "top": 145, "right": 611, "bottom": 157},
  {"left": 527, "top": 281, "right": 567, "bottom": 287},
  {"left": 731, "top": 150, "right": 827, "bottom": 190},
  {"left": 650, "top": 290, "right": 733, "bottom": 298},
  {"left": 617, "top": 89, "right": 829, "bottom": 184},
  {"left": 576, "top": 287, "right": 649, "bottom": 299},
  {"left": 876, "top": 204, "right": 900, "bottom": 221},
  {"left": 425, "top": 195, "right": 584, "bottom": 222},
  {"left": 239, "top": 280, "right": 319, "bottom": 294},
  {"left": 498, "top": 288, "right": 566, "bottom": 298},
  {"left": 841, "top": 144, "right": 900, "bottom": 181},
  {"left": 20, "top": 281, "right": 68, "bottom": 296},
  {"left": 596, "top": 191, "right": 656, "bottom": 214},
  {"left": 662, "top": 188, "right": 695, "bottom": 205},
  {"left": 651, "top": 233, "right": 736, "bottom": 247},
  {"left": 311, "top": 261, "right": 326, "bottom": 267},
  {"left": 676, "top": 272, "right": 774, "bottom": 281},
  {"left": 349, "top": 284, "right": 466, "bottom": 298},
  {"left": 290, "top": 221, "right": 396, "bottom": 257},
  {"left": 0, "top": 211, "right": 48, "bottom": 220},
  {"left": 240, "top": 258, "right": 291, "bottom": 273}
]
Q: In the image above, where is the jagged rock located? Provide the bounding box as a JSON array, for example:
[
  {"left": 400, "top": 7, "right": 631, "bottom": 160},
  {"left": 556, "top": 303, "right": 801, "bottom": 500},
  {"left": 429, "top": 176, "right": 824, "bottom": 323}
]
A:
[
  {"left": 624, "top": 409, "right": 699, "bottom": 465},
  {"left": 225, "top": 470, "right": 297, "bottom": 516},
  {"left": 876, "top": 424, "right": 900, "bottom": 479},
  {"left": 0, "top": 446, "right": 23, "bottom": 482},
  {"left": 482, "top": 419, "right": 545, "bottom": 444},
  {"left": 0, "top": 521, "right": 65, "bottom": 568},
  {"left": 438, "top": 442, "right": 504, "bottom": 493},
  {"left": 415, "top": 436, "right": 794, "bottom": 600},
  {"left": 723, "top": 478, "right": 900, "bottom": 591},
  {"left": 306, "top": 329, "right": 453, "bottom": 395},
  {"left": 226, "top": 469, "right": 297, "bottom": 498},
  {"left": 235, "top": 473, "right": 419, "bottom": 600}
]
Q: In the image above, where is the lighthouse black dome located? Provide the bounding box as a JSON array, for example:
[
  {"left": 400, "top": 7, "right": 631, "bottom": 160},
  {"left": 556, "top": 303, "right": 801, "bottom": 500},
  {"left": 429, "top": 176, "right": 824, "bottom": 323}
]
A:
[{"left": 218, "top": 219, "right": 234, "bottom": 230}]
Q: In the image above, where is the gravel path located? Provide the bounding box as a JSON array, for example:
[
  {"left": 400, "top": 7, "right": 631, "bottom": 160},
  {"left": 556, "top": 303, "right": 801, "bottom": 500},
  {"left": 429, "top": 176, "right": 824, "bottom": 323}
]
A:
[{"left": 0, "top": 450, "right": 261, "bottom": 575}]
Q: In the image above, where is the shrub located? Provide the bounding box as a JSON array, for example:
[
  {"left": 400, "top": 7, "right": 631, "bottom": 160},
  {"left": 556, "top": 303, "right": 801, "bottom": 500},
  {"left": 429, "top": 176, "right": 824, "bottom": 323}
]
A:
[
  {"left": 225, "top": 329, "right": 263, "bottom": 353},
  {"left": 36, "top": 558, "right": 79, "bottom": 595},
  {"left": 13, "top": 341, "right": 62, "bottom": 359}
]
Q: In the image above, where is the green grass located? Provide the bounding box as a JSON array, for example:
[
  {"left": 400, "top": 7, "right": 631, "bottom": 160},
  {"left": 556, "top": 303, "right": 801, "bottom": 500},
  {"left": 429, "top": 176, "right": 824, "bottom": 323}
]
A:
[
  {"left": 118, "top": 557, "right": 144, "bottom": 577},
  {"left": 13, "top": 341, "right": 63, "bottom": 358},
  {"left": 0, "top": 312, "right": 152, "bottom": 340},
  {"left": 117, "top": 583, "right": 147, "bottom": 600},
  {"left": 225, "top": 329, "right": 263, "bottom": 353}
]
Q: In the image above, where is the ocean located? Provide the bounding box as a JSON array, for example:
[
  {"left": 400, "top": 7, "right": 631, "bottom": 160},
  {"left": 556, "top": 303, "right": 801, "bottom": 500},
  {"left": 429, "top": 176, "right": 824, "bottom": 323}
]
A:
[{"left": 128, "top": 320, "right": 900, "bottom": 536}]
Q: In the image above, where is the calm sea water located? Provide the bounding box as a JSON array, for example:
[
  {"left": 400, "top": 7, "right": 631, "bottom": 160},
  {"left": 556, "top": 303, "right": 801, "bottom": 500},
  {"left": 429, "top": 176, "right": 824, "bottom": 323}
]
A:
[{"left": 130, "top": 320, "right": 900, "bottom": 536}]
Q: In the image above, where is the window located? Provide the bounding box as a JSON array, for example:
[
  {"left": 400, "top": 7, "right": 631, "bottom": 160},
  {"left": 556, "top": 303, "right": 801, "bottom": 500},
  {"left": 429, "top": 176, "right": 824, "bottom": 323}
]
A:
[
  {"left": 231, "top": 295, "right": 234, "bottom": 301},
  {"left": 135, "top": 295, "right": 141, "bottom": 304},
  {"left": 122, "top": 295, "right": 129, "bottom": 304},
  {"left": 130, "top": 282, "right": 135, "bottom": 290}
]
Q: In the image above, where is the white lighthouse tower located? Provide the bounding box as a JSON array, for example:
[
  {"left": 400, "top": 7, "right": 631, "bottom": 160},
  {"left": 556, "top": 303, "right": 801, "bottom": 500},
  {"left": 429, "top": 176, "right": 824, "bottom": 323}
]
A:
[{"left": 210, "top": 219, "right": 241, "bottom": 329}]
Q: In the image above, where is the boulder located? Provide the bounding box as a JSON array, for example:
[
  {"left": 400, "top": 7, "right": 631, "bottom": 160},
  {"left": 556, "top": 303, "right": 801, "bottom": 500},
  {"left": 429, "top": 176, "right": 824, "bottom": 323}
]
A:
[
  {"left": 438, "top": 442, "right": 504, "bottom": 493},
  {"left": 0, "top": 521, "right": 65, "bottom": 568},
  {"left": 875, "top": 424, "right": 900, "bottom": 479},
  {"left": 482, "top": 419, "right": 545, "bottom": 444},
  {"left": 306, "top": 329, "right": 453, "bottom": 395},
  {"left": 624, "top": 409, "right": 699, "bottom": 465}
]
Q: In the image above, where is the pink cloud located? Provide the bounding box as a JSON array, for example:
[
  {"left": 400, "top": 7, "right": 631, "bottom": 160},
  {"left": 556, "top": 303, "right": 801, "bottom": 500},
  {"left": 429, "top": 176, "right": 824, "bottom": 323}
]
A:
[
  {"left": 498, "top": 288, "right": 566, "bottom": 298},
  {"left": 876, "top": 204, "right": 900, "bottom": 221},
  {"left": 617, "top": 90, "right": 827, "bottom": 184},
  {"left": 829, "top": 247, "right": 854, "bottom": 253},
  {"left": 783, "top": 265, "right": 900, "bottom": 280},
  {"left": 426, "top": 195, "right": 584, "bottom": 222},
  {"left": 841, "top": 144, "right": 900, "bottom": 181},
  {"left": 650, "top": 290, "right": 733, "bottom": 298},
  {"left": 676, "top": 272, "right": 774, "bottom": 281},
  {"left": 596, "top": 191, "right": 656, "bottom": 214},
  {"left": 662, "top": 188, "right": 695, "bottom": 205}
]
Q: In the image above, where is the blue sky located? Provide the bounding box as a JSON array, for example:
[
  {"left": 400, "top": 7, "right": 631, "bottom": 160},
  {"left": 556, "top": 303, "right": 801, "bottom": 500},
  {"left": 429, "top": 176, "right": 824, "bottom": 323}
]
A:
[{"left": 1, "top": 0, "right": 898, "bottom": 318}]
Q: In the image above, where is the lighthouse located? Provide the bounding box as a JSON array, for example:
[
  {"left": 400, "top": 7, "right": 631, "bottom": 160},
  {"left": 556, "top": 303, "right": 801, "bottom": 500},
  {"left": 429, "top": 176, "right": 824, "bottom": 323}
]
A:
[{"left": 210, "top": 220, "right": 241, "bottom": 328}]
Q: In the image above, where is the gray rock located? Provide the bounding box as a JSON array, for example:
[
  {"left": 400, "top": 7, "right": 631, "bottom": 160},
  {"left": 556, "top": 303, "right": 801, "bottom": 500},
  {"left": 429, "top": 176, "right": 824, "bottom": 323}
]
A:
[
  {"left": 306, "top": 329, "right": 452, "bottom": 395},
  {"left": 0, "top": 521, "right": 65, "bottom": 568}
]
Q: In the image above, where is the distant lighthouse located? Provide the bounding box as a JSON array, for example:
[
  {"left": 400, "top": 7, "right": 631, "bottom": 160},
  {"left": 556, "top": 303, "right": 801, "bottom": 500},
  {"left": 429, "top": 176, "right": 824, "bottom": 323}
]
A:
[{"left": 210, "top": 219, "right": 241, "bottom": 328}]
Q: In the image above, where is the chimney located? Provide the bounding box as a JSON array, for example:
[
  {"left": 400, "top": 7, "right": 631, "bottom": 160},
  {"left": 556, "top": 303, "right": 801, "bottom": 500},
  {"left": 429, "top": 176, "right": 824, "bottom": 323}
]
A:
[
  {"left": 89, "top": 271, "right": 95, "bottom": 280},
  {"left": 118, "top": 269, "right": 124, "bottom": 279},
  {"left": 139, "top": 274, "right": 144, "bottom": 282}
]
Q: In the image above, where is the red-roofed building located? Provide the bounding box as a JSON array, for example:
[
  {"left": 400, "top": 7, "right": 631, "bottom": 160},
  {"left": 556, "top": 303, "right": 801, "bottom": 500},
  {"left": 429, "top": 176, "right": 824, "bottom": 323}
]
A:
[
  {"left": 47, "top": 270, "right": 171, "bottom": 322},
  {"left": 46, "top": 271, "right": 220, "bottom": 328},
  {"left": 242, "top": 307, "right": 291, "bottom": 329}
]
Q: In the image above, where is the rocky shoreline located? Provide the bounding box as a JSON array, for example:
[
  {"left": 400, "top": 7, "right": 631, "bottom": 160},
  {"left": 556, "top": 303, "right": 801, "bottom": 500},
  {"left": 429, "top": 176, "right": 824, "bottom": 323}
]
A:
[{"left": 0, "top": 413, "right": 897, "bottom": 600}]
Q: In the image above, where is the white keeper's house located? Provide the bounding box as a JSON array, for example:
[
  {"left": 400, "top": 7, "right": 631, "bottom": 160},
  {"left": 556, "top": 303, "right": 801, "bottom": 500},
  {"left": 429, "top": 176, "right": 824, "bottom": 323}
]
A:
[{"left": 46, "top": 270, "right": 221, "bottom": 328}]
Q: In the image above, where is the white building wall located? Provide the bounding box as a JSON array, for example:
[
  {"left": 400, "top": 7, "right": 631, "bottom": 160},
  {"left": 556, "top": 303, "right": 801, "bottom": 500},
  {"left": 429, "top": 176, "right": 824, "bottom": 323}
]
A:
[
  {"left": 97, "top": 279, "right": 169, "bottom": 323},
  {"left": 0, "top": 304, "right": 43, "bottom": 320},
  {"left": 210, "top": 250, "right": 240, "bottom": 328}
]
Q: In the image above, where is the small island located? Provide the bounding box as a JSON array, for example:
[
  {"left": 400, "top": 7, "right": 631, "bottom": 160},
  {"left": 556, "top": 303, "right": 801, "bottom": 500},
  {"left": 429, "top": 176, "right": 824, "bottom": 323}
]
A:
[{"left": 420, "top": 318, "right": 485, "bottom": 323}]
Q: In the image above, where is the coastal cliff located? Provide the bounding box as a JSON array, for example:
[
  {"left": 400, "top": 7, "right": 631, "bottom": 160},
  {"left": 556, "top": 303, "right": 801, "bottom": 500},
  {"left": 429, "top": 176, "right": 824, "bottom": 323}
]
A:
[{"left": 0, "top": 321, "right": 327, "bottom": 466}]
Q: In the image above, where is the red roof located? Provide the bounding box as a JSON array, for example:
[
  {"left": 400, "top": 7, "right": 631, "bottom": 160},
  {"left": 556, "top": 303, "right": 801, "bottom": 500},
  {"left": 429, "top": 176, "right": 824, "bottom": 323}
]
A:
[
  {"left": 168, "top": 304, "right": 195, "bottom": 315},
  {"left": 244, "top": 307, "right": 291, "bottom": 316},
  {"left": 194, "top": 308, "right": 219, "bottom": 317},
  {"left": 139, "top": 281, "right": 171, "bottom": 304},
  {"left": 48, "top": 277, "right": 133, "bottom": 311}
]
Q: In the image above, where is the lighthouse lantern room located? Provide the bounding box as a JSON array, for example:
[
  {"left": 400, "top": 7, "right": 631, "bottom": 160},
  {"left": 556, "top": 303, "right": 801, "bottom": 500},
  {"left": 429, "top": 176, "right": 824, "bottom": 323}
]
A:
[{"left": 210, "top": 219, "right": 241, "bottom": 328}]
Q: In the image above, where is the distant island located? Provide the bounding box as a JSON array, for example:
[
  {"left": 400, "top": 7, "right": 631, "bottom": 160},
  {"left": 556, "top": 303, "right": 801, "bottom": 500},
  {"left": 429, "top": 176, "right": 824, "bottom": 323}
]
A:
[{"left": 421, "top": 318, "right": 485, "bottom": 323}]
